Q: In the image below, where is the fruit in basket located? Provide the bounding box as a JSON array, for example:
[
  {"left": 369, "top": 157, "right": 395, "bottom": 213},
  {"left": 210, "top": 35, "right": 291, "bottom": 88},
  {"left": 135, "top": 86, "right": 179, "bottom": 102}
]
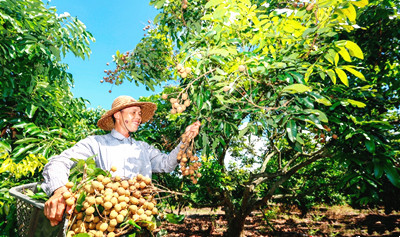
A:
[{"left": 63, "top": 165, "right": 159, "bottom": 236}]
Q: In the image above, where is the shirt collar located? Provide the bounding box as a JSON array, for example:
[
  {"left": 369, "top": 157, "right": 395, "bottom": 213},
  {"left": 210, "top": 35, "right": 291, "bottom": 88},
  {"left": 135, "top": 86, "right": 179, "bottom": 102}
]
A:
[{"left": 111, "top": 129, "right": 129, "bottom": 141}]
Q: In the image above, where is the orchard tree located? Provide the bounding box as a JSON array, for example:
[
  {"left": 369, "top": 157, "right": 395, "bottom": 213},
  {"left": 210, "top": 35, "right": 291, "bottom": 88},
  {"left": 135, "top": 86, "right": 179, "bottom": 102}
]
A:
[
  {"left": 107, "top": 0, "right": 400, "bottom": 236},
  {"left": 0, "top": 0, "right": 100, "bottom": 234},
  {"left": 0, "top": 0, "right": 100, "bottom": 158}
]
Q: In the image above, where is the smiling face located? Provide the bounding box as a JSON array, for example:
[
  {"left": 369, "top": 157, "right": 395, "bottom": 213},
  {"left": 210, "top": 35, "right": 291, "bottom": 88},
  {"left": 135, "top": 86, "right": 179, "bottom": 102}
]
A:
[{"left": 113, "top": 106, "right": 142, "bottom": 136}]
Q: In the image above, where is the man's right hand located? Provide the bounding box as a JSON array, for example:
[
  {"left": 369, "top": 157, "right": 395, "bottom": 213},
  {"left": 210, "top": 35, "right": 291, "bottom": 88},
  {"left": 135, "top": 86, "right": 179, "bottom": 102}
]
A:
[{"left": 44, "top": 186, "right": 73, "bottom": 226}]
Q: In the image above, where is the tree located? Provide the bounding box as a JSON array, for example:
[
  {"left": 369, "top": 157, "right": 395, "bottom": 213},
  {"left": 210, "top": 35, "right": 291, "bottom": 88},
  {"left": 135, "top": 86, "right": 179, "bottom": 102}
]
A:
[
  {"left": 109, "top": 0, "right": 400, "bottom": 236},
  {"left": 0, "top": 0, "right": 100, "bottom": 234}
]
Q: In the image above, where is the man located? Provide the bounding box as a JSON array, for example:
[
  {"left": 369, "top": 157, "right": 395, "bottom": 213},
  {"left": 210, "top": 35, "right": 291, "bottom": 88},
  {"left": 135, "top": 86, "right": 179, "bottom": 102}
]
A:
[{"left": 42, "top": 95, "right": 201, "bottom": 226}]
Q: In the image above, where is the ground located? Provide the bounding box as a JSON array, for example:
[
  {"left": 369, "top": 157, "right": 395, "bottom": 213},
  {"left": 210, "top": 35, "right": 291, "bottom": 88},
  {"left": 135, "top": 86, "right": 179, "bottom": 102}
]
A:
[{"left": 154, "top": 205, "right": 400, "bottom": 236}]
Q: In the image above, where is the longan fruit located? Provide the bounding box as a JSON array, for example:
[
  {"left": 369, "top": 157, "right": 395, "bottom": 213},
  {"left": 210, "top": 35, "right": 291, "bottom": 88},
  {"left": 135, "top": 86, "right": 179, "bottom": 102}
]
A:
[
  {"left": 95, "top": 197, "right": 103, "bottom": 205},
  {"left": 161, "top": 94, "right": 168, "bottom": 100},
  {"left": 130, "top": 197, "right": 139, "bottom": 205},
  {"left": 132, "top": 214, "right": 140, "bottom": 221},
  {"left": 91, "top": 181, "right": 100, "bottom": 189},
  {"left": 116, "top": 214, "right": 124, "bottom": 223},
  {"left": 121, "top": 180, "right": 129, "bottom": 189},
  {"left": 152, "top": 207, "right": 158, "bottom": 215},
  {"left": 86, "top": 196, "right": 96, "bottom": 205},
  {"left": 66, "top": 231, "right": 75, "bottom": 237},
  {"left": 82, "top": 201, "right": 90, "bottom": 210},
  {"left": 65, "top": 182, "right": 74, "bottom": 189},
  {"left": 96, "top": 175, "right": 104, "bottom": 182},
  {"left": 62, "top": 191, "right": 72, "bottom": 200},
  {"left": 120, "top": 209, "right": 128, "bottom": 217},
  {"left": 109, "top": 210, "right": 118, "bottom": 219},
  {"left": 102, "top": 177, "right": 111, "bottom": 185},
  {"left": 99, "top": 222, "right": 108, "bottom": 232},
  {"left": 176, "top": 64, "right": 183, "bottom": 71},
  {"left": 170, "top": 98, "right": 177, "bottom": 104},
  {"left": 129, "top": 205, "right": 138, "bottom": 213},
  {"left": 139, "top": 214, "right": 148, "bottom": 221},
  {"left": 145, "top": 210, "right": 152, "bottom": 216},
  {"left": 119, "top": 201, "right": 127, "bottom": 209},
  {"left": 114, "top": 204, "right": 122, "bottom": 212},
  {"left": 138, "top": 198, "right": 146, "bottom": 206},
  {"left": 103, "top": 201, "right": 112, "bottom": 210},
  {"left": 109, "top": 219, "right": 117, "bottom": 227},
  {"left": 139, "top": 181, "right": 147, "bottom": 189},
  {"left": 88, "top": 222, "right": 96, "bottom": 230},
  {"left": 86, "top": 206, "right": 95, "bottom": 215},
  {"left": 137, "top": 208, "right": 145, "bottom": 215},
  {"left": 107, "top": 231, "right": 116, "bottom": 237},
  {"left": 184, "top": 100, "right": 191, "bottom": 107},
  {"left": 116, "top": 187, "right": 125, "bottom": 195},
  {"left": 84, "top": 184, "right": 94, "bottom": 194},
  {"left": 93, "top": 216, "right": 100, "bottom": 223},
  {"left": 76, "top": 212, "right": 83, "bottom": 220},
  {"left": 137, "top": 174, "right": 144, "bottom": 181},
  {"left": 110, "top": 166, "right": 117, "bottom": 172},
  {"left": 85, "top": 214, "right": 94, "bottom": 222}
]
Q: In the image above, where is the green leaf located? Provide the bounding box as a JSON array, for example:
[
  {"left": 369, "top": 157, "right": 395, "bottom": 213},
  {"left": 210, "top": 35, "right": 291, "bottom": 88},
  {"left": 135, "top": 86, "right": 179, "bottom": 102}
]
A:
[
  {"left": 25, "top": 104, "right": 38, "bottom": 119},
  {"left": 165, "top": 213, "right": 185, "bottom": 224},
  {"left": 286, "top": 120, "right": 297, "bottom": 143},
  {"left": 383, "top": 162, "right": 400, "bottom": 188},
  {"left": 327, "top": 69, "right": 336, "bottom": 84},
  {"left": 238, "top": 125, "right": 250, "bottom": 139},
  {"left": 342, "top": 66, "right": 365, "bottom": 80},
  {"left": 0, "top": 141, "right": 11, "bottom": 152},
  {"left": 282, "top": 84, "right": 312, "bottom": 94},
  {"left": 365, "top": 139, "right": 375, "bottom": 153},
  {"left": 338, "top": 47, "right": 351, "bottom": 62},
  {"left": 335, "top": 68, "right": 349, "bottom": 86},
  {"left": 345, "top": 41, "right": 364, "bottom": 59},
  {"left": 75, "top": 234, "right": 90, "bottom": 237},
  {"left": 315, "top": 98, "right": 332, "bottom": 106},
  {"left": 345, "top": 99, "right": 366, "bottom": 108},
  {"left": 304, "top": 109, "right": 328, "bottom": 123},
  {"left": 373, "top": 159, "right": 384, "bottom": 179}
]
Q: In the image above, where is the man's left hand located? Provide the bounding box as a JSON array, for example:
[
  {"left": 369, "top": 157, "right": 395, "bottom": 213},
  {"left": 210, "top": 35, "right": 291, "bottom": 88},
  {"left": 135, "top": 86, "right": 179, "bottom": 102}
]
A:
[{"left": 185, "top": 121, "right": 201, "bottom": 138}]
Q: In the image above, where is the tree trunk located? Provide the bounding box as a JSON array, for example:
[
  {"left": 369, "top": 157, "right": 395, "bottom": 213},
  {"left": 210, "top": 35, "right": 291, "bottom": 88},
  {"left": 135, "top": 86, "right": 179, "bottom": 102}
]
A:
[{"left": 225, "top": 215, "right": 247, "bottom": 237}]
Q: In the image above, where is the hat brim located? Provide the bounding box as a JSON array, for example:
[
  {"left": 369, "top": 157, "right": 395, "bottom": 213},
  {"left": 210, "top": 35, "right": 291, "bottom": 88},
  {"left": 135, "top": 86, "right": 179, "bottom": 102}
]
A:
[{"left": 97, "top": 102, "right": 157, "bottom": 131}]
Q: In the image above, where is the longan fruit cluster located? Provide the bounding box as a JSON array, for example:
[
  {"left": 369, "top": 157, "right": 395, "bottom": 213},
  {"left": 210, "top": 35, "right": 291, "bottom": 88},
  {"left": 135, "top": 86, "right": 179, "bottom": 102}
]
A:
[
  {"left": 101, "top": 51, "right": 132, "bottom": 86},
  {"left": 161, "top": 92, "right": 191, "bottom": 114},
  {"left": 63, "top": 168, "right": 158, "bottom": 237},
  {"left": 177, "top": 132, "right": 202, "bottom": 184},
  {"left": 313, "top": 125, "right": 338, "bottom": 143},
  {"left": 176, "top": 63, "right": 191, "bottom": 79}
]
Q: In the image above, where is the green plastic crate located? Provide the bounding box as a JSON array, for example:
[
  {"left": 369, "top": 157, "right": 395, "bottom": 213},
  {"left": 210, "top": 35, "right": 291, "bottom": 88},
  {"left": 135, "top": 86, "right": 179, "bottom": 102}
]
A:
[{"left": 9, "top": 183, "right": 65, "bottom": 237}]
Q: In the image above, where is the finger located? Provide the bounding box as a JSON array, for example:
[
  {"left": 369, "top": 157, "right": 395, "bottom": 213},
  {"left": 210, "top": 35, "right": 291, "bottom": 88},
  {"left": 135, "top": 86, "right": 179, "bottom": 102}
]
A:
[
  {"left": 50, "top": 219, "right": 59, "bottom": 227},
  {"left": 66, "top": 204, "right": 75, "bottom": 215},
  {"left": 44, "top": 200, "right": 50, "bottom": 217},
  {"left": 55, "top": 198, "right": 66, "bottom": 221}
]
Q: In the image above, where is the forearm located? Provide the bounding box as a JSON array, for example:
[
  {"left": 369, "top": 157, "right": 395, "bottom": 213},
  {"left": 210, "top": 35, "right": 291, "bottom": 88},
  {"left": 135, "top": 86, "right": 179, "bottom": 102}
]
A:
[
  {"left": 150, "top": 142, "right": 181, "bottom": 173},
  {"left": 41, "top": 155, "right": 74, "bottom": 196}
]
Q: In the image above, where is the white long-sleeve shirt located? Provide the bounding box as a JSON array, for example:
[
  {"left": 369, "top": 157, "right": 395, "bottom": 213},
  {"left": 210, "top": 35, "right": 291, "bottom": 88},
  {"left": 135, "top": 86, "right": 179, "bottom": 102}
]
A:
[{"left": 41, "top": 129, "right": 179, "bottom": 196}]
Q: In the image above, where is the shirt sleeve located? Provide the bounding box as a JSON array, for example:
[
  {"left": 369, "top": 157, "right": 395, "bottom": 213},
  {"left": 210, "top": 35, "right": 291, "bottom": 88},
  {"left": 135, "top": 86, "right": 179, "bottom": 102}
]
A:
[
  {"left": 41, "top": 136, "right": 97, "bottom": 196},
  {"left": 144, "top": 142, "right": 180, "bottom": 173}
]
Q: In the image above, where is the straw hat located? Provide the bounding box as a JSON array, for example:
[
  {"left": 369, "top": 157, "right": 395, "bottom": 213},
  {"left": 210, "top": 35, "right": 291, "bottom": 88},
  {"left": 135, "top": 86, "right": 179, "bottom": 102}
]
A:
[{"left": 97, "top": 95, "right": 157, "bottom": 131}]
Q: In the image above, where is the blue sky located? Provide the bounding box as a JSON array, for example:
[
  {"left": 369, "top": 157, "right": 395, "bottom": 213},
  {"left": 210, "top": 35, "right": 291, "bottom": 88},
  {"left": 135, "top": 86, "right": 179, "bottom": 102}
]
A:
[{"left": 48, "top": 0, "right": 163, "bottom": 110}]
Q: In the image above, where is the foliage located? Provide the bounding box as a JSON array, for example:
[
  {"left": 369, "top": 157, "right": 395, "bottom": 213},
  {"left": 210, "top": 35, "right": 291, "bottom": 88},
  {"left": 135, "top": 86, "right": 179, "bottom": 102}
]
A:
[
  {"left": 0, "top": 0, "right": 102, "bottom": 235},
  {"left": 109, "top": 0, "right": 400, "bottom": 235}
]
